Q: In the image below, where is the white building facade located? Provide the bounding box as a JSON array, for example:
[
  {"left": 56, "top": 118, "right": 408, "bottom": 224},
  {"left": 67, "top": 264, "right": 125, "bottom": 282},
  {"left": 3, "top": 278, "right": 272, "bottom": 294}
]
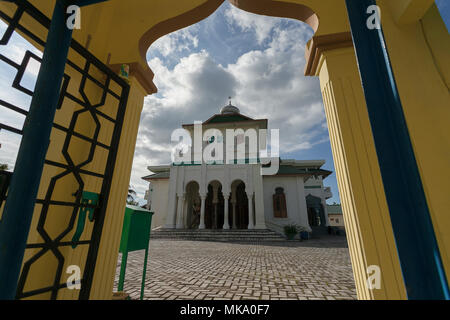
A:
[{"left": 143, "top": 103, "right": 333, "bottom": 236}]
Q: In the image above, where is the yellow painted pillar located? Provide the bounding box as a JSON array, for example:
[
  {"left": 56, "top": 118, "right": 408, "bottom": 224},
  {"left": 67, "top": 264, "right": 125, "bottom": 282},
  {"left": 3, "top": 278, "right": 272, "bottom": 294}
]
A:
[
  {"left": 378, "top": 0, "right": 450, "bottom": 283},
  {"left": 89, "top": 75, "right": 147, "bottom": 299},
  {"left": 313, "top": 45, "right": 407, "bottom": 299},
  {"left": 304, "top": 0, "right": 450, "bottom": 299}
]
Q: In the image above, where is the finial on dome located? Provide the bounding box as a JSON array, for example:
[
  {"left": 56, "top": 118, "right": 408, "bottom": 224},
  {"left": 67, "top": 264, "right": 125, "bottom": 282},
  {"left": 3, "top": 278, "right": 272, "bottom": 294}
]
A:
[{"left": 220, "top": 97, "right": 240, "bottom": 114}]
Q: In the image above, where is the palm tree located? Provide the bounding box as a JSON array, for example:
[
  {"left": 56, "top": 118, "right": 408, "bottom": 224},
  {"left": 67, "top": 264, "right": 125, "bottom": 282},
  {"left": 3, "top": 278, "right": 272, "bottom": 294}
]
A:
[{"left": 127, "top": 186, "right": 138, "bottom": 205}]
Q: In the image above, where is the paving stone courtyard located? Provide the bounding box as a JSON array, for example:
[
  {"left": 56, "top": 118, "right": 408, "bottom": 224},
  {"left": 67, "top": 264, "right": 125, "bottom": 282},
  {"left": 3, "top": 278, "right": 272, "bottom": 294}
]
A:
[{"left": 113, "top": 236, "right": 357, "bottom": 300}]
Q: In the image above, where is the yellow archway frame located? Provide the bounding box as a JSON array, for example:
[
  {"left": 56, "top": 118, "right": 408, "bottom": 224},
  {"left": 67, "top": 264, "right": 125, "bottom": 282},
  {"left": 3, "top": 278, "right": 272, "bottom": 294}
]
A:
[{"left": 2, "top": 0, "right": 448, "bottom": 300}]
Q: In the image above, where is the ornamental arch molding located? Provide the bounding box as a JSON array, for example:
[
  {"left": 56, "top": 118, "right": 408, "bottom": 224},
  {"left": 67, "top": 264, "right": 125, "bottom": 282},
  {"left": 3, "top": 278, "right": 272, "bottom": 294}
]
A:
[{"left": 137, "top": 0, "right": 352, "bottom": 93}]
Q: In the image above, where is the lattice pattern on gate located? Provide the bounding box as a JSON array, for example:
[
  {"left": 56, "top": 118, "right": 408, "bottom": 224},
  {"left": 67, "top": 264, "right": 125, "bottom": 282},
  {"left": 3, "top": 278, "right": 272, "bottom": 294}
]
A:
[{"left": 0, "top": 0, "right": 130, "bottom": 299}]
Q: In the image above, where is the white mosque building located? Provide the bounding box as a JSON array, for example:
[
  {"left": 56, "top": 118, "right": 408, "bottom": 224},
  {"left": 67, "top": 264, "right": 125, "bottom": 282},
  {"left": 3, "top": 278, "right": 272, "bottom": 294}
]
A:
[{"left": 143, "top": 101, "right": 333, "bottom": 236}]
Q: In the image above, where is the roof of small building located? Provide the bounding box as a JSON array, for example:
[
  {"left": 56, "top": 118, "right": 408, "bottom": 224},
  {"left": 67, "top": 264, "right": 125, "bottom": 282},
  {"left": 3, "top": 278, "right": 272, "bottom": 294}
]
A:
[
  {"left": 206, "top": 113, "right": 254, "bottom": 124},
  {"left": 142, "top": 171, "right": 170, "bottom": 181},
  {"left": 142, "top": 161, "right": 332, "bottom": 181},
  {"left": 182, "top": 113, "right": 267, "bottom": 128},
  {"left": 327, "top": 204, "right": 343, "bottom": 214},
  {"left": 262, "top": 159, "right": 331, "bottom": 178},
  {"left": 274, "top": 165, "right": 332, "bottom": 178}
]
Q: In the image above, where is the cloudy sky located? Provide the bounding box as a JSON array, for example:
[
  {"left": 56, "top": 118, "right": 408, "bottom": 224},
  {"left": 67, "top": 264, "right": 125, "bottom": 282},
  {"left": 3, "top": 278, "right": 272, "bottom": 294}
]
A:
[{"left": 0, "top": 1, "right": 449, "bottom": 206}]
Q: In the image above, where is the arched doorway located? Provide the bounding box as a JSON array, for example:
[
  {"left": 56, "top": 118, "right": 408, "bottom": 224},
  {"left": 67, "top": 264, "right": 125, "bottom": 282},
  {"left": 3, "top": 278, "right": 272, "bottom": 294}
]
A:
[
  {"left": 230, "top": 180, "right": 248, "bottom": 229},
  {"left": 185, "top": 181, "right": 201, "bottom": 229},
  {"left": 306, "top": 194, "right": 326, "bottom": 228},
  {"left": 205, "top": 180, "right": 224, "bottom": 229}
]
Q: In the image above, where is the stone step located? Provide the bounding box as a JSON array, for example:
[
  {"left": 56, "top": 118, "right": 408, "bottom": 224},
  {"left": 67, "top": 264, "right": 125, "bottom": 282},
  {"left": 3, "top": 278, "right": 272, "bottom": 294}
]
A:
[
  {"left": 151, "top": 231, "right": 281, "bottom": 236},
  {"left": 151, "top": 239, "right": 286, "bottom": 242},
  {"left": 151, "top": 233, "right": 284, "bottom": 238},
  {"left": 150, "top": 229, "right": 287, "bottom": 242},
  {"left": 151, "top": 232, "right": 281, "bottom": 236},
  {"left": 151, "top": 234, "right": 282, "bottom": 238},
  {"left": 150, "top": 237, "right": 286, "bottom": 241},
  {"left": 151, "top": 229, "right": 278, "bottom": 232},
  {"left": 151, "top": 230, "right": 279, "bottom": 233},
  {"left": 150, "top": 234, "right": 285, "bottom": 239}
]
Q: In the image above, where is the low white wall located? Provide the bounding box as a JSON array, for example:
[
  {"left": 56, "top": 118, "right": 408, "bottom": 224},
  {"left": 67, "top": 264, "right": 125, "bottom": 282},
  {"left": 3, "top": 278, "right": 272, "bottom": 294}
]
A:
[{"left": 149, "top": 179, "right": 169, "bottom": 228}]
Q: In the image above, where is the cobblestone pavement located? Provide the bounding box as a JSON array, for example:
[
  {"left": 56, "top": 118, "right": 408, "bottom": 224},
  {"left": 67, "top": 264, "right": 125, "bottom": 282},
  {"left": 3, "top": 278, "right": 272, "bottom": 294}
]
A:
[{"left": 113, "top": 236, "right": 357, "bottom": 300}]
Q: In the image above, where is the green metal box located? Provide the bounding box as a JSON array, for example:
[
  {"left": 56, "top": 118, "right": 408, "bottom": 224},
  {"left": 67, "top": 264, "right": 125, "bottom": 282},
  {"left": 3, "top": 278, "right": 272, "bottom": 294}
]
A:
[
  {"left": 119, "top": 205, "right": 153, "bottom": 253},
  {"left": 117, "top": 205, "right": 153, "bottom": 300}
]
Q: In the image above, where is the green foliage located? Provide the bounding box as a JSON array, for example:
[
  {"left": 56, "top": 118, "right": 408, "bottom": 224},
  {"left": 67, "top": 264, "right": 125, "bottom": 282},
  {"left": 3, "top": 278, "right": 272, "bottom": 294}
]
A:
[
  {"left": 283, "top": 224, "right": 298, "bottom": 235},
  {"left": 0, "top": 163, "right": 8, "bottom": 171}
]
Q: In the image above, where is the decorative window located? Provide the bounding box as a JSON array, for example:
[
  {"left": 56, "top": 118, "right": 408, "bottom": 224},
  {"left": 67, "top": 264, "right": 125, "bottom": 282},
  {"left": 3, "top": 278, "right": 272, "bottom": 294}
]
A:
[{"left": 273, "top": 187, "right": 287, "bottom": 218}]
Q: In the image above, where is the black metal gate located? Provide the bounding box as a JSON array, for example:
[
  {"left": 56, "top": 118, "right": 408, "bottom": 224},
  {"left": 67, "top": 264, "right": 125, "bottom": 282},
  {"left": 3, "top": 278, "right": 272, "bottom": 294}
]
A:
[{"left": 0, "top": 0, "right": 129, "bottom": 299}]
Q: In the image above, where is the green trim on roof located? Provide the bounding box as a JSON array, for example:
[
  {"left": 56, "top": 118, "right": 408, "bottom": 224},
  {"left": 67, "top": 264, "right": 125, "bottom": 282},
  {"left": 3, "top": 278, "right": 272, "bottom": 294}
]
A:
[
  {"left": 276, "top": 165, "right": 307, "bottom": 175},
  {"left": 173, "top": 158, "right": 260, "bottom": 166},
  {"left": 142, "top": 162, "right": 332, "bottom": 179},
  {"left": 327, "top": 204, "right": 342, "bottom": 214},
  {"left": 275, "top": 165, "right": 332, "bottom": 178},
  {"left": 206, "top": 114, "right": 252, "bottom": 124}
]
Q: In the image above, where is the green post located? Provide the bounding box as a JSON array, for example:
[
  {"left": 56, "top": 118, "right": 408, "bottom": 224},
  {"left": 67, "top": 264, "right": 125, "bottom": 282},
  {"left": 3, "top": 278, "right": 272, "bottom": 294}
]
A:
[
  {"left": 117, "top": 251, "right": 128, "bottom": 292},
  {"left": 140, "top": 246, "right": 149, "bottom": 301}
]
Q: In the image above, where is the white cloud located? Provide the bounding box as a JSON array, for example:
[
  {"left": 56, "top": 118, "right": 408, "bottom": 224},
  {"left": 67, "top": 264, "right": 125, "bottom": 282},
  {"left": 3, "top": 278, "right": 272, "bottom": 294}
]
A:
[
  {"left": 226, "top": 25, "right": 325, "bottom": 153},
  {"left": 149, "top": 27, "right": 200, "bottom": 58},
  {"left": 0, "top": 130, "right": 21, "bottom": 170},
  {"left": 224, "top": 4, "right": 278, "bottom": 44},
  {"left": 0, "top": 22, "right": 42, "bottom": 169}
]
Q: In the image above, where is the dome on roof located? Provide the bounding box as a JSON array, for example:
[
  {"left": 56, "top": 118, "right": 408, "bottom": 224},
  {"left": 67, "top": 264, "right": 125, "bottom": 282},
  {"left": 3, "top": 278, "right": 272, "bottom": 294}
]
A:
[{"left": 220, "top": 100, "right": 240, "bottom": 114}]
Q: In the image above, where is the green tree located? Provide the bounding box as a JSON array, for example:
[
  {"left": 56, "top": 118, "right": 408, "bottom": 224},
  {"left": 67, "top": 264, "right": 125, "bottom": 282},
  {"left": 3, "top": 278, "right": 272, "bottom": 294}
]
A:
[
  {"left": 0, "top": 164, "right": 8, "bottom": 171},
  {"left": 127, "top": 186, "right": 139, "bottom": 206}
]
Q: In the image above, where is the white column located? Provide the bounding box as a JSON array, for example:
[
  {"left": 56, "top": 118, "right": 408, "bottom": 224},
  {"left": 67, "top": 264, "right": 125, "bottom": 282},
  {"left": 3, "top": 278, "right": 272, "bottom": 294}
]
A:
[
  {"left": 212, "top": 184, "right": 219, "bottom": 229},
  {"left": 253, "top": 165, "right": 266, "bottom": 229},
  {"left": 232, "top": 201, "right": 237, "bottom": 229},
  {"left": 183, "top": 197, "right": 189, "bottom": 228},
  {"left": 223, "top": 194, "right": 230, "bottom": 229},
  {"left": 247, "top": 193, "right": 254, "bottom": 229},
  {"left": 176, "top": 194, "right": 185, "bottom": 229},
  {"left": 199, "top": 194, "right": 206, "bottom": 229}
]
